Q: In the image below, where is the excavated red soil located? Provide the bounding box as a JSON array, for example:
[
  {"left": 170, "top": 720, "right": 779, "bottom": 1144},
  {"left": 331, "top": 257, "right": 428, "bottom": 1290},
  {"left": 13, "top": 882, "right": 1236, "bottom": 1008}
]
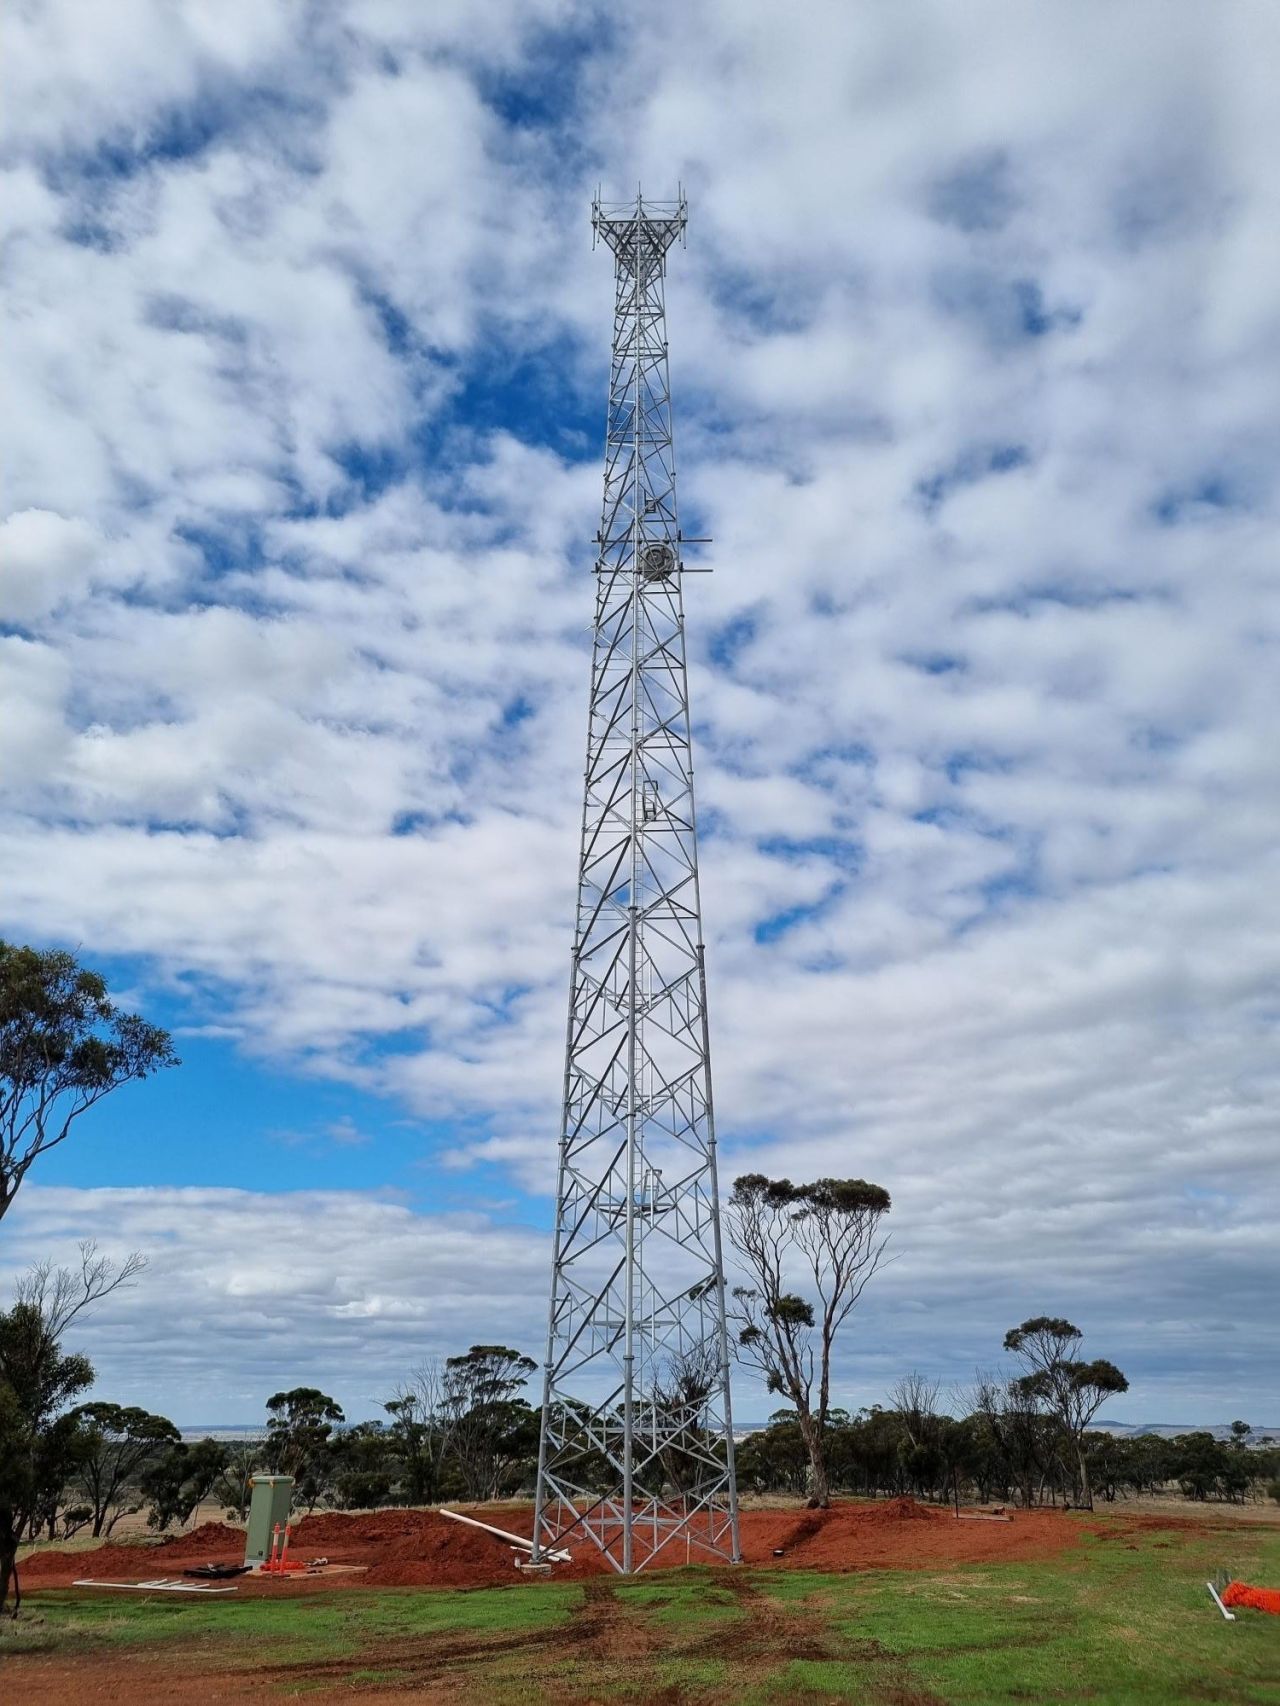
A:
[
  {"left": 16, "top": 1497, "right": 1113, "bottom": 1593},
  {"left": 19, "top": 1522, "right": 246, "bottom": 1584},
  {"left": 743, "top": 1497, "right": 1089, "bottom": 1573},
  {"left": 171, "top": 1521, "right": 248, "bottom": 1551},
  {"left": 291, "top": 1509, "right": 607, "bottom": 1588}
]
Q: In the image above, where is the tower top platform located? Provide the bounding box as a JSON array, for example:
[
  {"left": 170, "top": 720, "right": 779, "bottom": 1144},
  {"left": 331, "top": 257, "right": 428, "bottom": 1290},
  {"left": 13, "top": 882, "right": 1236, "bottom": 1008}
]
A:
[{"left": 592, "top": 189, "right": 687, "bottom": 271}]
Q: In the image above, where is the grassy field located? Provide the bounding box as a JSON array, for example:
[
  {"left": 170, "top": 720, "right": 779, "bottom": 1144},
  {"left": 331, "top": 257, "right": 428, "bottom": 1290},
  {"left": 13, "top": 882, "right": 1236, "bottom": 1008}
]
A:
[{"left": 4, "top": 1515, "right": 1279, "bottom": 1703}]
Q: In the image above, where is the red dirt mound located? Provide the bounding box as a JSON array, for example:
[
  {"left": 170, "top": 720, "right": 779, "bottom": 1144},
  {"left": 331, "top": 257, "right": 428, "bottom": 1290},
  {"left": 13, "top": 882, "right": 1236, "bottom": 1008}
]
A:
[
  {"left": 20, "top": 1521, "right": 247, "bottom": 1586},
  {"left": 291, "top": 1510, "right": 429, "bottom": 1551},
  {"left": 161, "top": 1522, "right": 244, "bottom": 1552},
  {"left": 295, "top": 1509, "right": 607, "bottom": 1587},
  {"left": 739, "top": 1499, "right": 1077, "bottom": 1572},
  {"left": 753, "top": 1498, "right": 942, "bottom": 1558},
  {"left": 860, "top": 1497, "right": 945, "bottom": 1525},
  {"left": 20, "top": 1499, "right": 1097, "bottom": 1593},
  {"left": 19, "top": 1542, "right": 160, "bottom": 1582},
  {"left": 364, "top": 1518, "right": 538, "bottom": 1589},
  {"left": 772, "top": 1509, "right": 832, "bottom": 1552}
]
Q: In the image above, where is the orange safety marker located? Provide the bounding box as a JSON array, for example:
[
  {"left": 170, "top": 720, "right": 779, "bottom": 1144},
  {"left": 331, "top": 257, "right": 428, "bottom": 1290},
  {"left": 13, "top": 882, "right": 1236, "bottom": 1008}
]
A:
[
  {"left": 1222, "top": 1581, "right": 1280, "bottom": 1615},
  {"left": 261, "top": 1521, "right": 306, "bottom": 1575}
]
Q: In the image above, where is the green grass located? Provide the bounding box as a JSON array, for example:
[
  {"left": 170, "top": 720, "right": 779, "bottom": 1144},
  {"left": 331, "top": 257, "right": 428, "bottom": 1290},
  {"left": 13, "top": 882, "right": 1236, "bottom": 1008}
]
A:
[
  {"left": 615, "top": 1569, "right": 746, "bottom": 1630},
  {"left": 0, "top": 1581, "right": 582, "bottom": 1667},
  {"left": 841, "top": 1521, "right": 1280, "bottom": 1706},
  {"left": 4, "top": 1519, "right": 1280, "bottom": 1703}
]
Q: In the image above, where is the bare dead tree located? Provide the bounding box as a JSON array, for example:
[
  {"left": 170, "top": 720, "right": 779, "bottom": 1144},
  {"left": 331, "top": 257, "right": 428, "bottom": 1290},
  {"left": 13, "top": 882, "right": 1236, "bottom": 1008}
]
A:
[
  {"left": 888, "top": 1370, "right": 947, "bottom": 1504},
  {"left": 13, "top": 1243, "right": 146, "bottom": 1344},
  {"left": 727, "top": 1175, "right": 891, "bottom": 1507},
  {"left": 383, "top": 1358, "right": 454, "bottom": 1506},
  {"left": 890, "top": 1371, "right": 941, "bottom": 1450}
]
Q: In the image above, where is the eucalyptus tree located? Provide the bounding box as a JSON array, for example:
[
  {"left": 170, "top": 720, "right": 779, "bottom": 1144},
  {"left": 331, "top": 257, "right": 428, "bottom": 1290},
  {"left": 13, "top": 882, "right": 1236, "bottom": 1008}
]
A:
[
  {"left": 443, "top": 1345, "right": 538, "bottom": 1501},
  {"left": 263, "top": 1388, "right": 345, "bottom": 1511},
  {"left": 1003, "top": 1317, "right": 1128, "bottom": 1510},
  {"left": 727, "top": 1174, "right": 891, "bottom": 1506},
  {"left": 0, "top": 940, "right": 177, "bottom": 1224},
  {"left": 141, "top": 1437, "right": 229, "bottom": 1532},
  {"left": 72, "top": 1402, "right": 181, "bottom": 1536}
]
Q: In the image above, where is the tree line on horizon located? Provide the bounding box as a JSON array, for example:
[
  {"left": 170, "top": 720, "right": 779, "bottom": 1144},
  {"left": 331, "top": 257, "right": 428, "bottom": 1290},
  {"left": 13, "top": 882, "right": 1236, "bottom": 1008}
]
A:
[
  {"left": 3, "top": 1249, "right": 1279, "bottom": 1614},
  {"left": 3, "top": 942, "right": 1277, "bottom": 1617},
  {"left": 7, "top": 1257, "right": 1279, "bottom": 1545}
]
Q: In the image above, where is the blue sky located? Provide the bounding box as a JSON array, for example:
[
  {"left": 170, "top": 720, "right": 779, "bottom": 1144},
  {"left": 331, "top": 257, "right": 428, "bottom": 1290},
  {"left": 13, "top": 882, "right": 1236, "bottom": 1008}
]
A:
[
  {"left": 2, "top": 1, "right": 1278, "bottom": 1426},
  {"left": 36, "top": 1009, "right": 444, "bottom": 1199}
]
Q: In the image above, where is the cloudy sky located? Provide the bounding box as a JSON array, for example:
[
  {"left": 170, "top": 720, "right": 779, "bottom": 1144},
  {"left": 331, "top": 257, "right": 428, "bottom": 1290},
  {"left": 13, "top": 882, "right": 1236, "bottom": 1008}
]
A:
[{"left": 2, "top": 1, "right": 1277, "bottom": 1429}]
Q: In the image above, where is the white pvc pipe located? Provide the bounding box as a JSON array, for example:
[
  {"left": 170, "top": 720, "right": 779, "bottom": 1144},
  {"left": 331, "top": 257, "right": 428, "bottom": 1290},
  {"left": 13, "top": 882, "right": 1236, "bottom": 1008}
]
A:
[
  {"left": 73, "top": 1578, "right": 238, "bottom": 1594},
  {"left": 1206, "top": 1582, "right": 1236, "bottom": 1621},
  {"left": 439, "top": 1507, "right": 570, "bottom": 1562}
]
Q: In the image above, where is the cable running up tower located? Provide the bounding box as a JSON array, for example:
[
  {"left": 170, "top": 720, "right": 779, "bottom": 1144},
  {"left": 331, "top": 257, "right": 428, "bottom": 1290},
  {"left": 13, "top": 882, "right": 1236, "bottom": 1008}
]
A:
[{"left": 531, "top": 193, "right": 741, "bottom": 1573}]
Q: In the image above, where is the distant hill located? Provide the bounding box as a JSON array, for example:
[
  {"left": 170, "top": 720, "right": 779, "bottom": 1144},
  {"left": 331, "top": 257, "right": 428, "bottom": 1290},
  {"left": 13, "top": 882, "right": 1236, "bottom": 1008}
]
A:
[
  {"left": 179, "top": 1424, "right": 267, "bottom": 1442},
  {"left": 1092, "top": 1419, "right": 1279, "bottom": 1443}
]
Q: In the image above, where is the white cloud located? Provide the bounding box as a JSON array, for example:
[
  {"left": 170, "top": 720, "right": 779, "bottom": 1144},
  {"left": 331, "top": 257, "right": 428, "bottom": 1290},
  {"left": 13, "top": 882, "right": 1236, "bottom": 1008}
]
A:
[
  {"left": 3, "top": 1158, "right": 1273, "bottom": 1424},
  {"left": 0, "top": 637, "right": 72, "bottom": 786},
  {"left": 0, "top": 1186, "right": 551, "bottom": 1423},
  {"left": 0, "top": 1, "right": 1277, "bottom": 1416},
  {"left": 0, "top": 509, "right": 105, "bottom": 620}
]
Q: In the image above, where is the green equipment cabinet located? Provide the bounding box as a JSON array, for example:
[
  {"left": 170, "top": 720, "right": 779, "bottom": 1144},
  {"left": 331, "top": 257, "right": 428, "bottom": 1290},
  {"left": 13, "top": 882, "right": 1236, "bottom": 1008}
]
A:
[{"left": 244, "top": 1474, "right": 294, "bottom": 1567}]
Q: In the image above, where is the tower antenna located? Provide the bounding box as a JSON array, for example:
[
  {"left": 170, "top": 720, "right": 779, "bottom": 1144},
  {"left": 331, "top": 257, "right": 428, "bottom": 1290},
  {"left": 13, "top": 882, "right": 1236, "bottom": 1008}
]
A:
[{"left": 531, "top": 191, "right": 740, "bottom": 1573}]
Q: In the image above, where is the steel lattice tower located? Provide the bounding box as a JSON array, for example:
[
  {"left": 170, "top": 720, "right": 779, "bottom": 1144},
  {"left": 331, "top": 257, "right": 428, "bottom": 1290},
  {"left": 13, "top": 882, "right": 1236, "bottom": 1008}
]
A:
[{"left": 531, "top": 193, "right": 741, "bottom": 1573}]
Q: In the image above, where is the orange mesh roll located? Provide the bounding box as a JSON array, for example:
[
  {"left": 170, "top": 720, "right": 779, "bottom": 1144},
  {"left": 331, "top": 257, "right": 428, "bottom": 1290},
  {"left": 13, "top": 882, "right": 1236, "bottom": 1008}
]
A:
[{"left": 1222, "top": 1581, "right": 1280, "bottom": 1615}]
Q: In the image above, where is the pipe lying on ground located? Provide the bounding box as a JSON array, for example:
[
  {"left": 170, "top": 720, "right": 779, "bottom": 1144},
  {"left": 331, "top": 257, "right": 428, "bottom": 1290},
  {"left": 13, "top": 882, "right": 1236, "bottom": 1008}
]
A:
[
  {"left": 438, "top": 1507, "right": 571, "bottom": 1563},
  {"left": 73, "top": 1577, "right": 238, "bottom": 1594}
]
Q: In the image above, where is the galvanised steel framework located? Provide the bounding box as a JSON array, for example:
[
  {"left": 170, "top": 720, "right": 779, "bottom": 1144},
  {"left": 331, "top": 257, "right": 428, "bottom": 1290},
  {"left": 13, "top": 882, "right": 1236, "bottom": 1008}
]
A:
[{"left": 531, "top": 193, "right": 741, "bottom": 1574}]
